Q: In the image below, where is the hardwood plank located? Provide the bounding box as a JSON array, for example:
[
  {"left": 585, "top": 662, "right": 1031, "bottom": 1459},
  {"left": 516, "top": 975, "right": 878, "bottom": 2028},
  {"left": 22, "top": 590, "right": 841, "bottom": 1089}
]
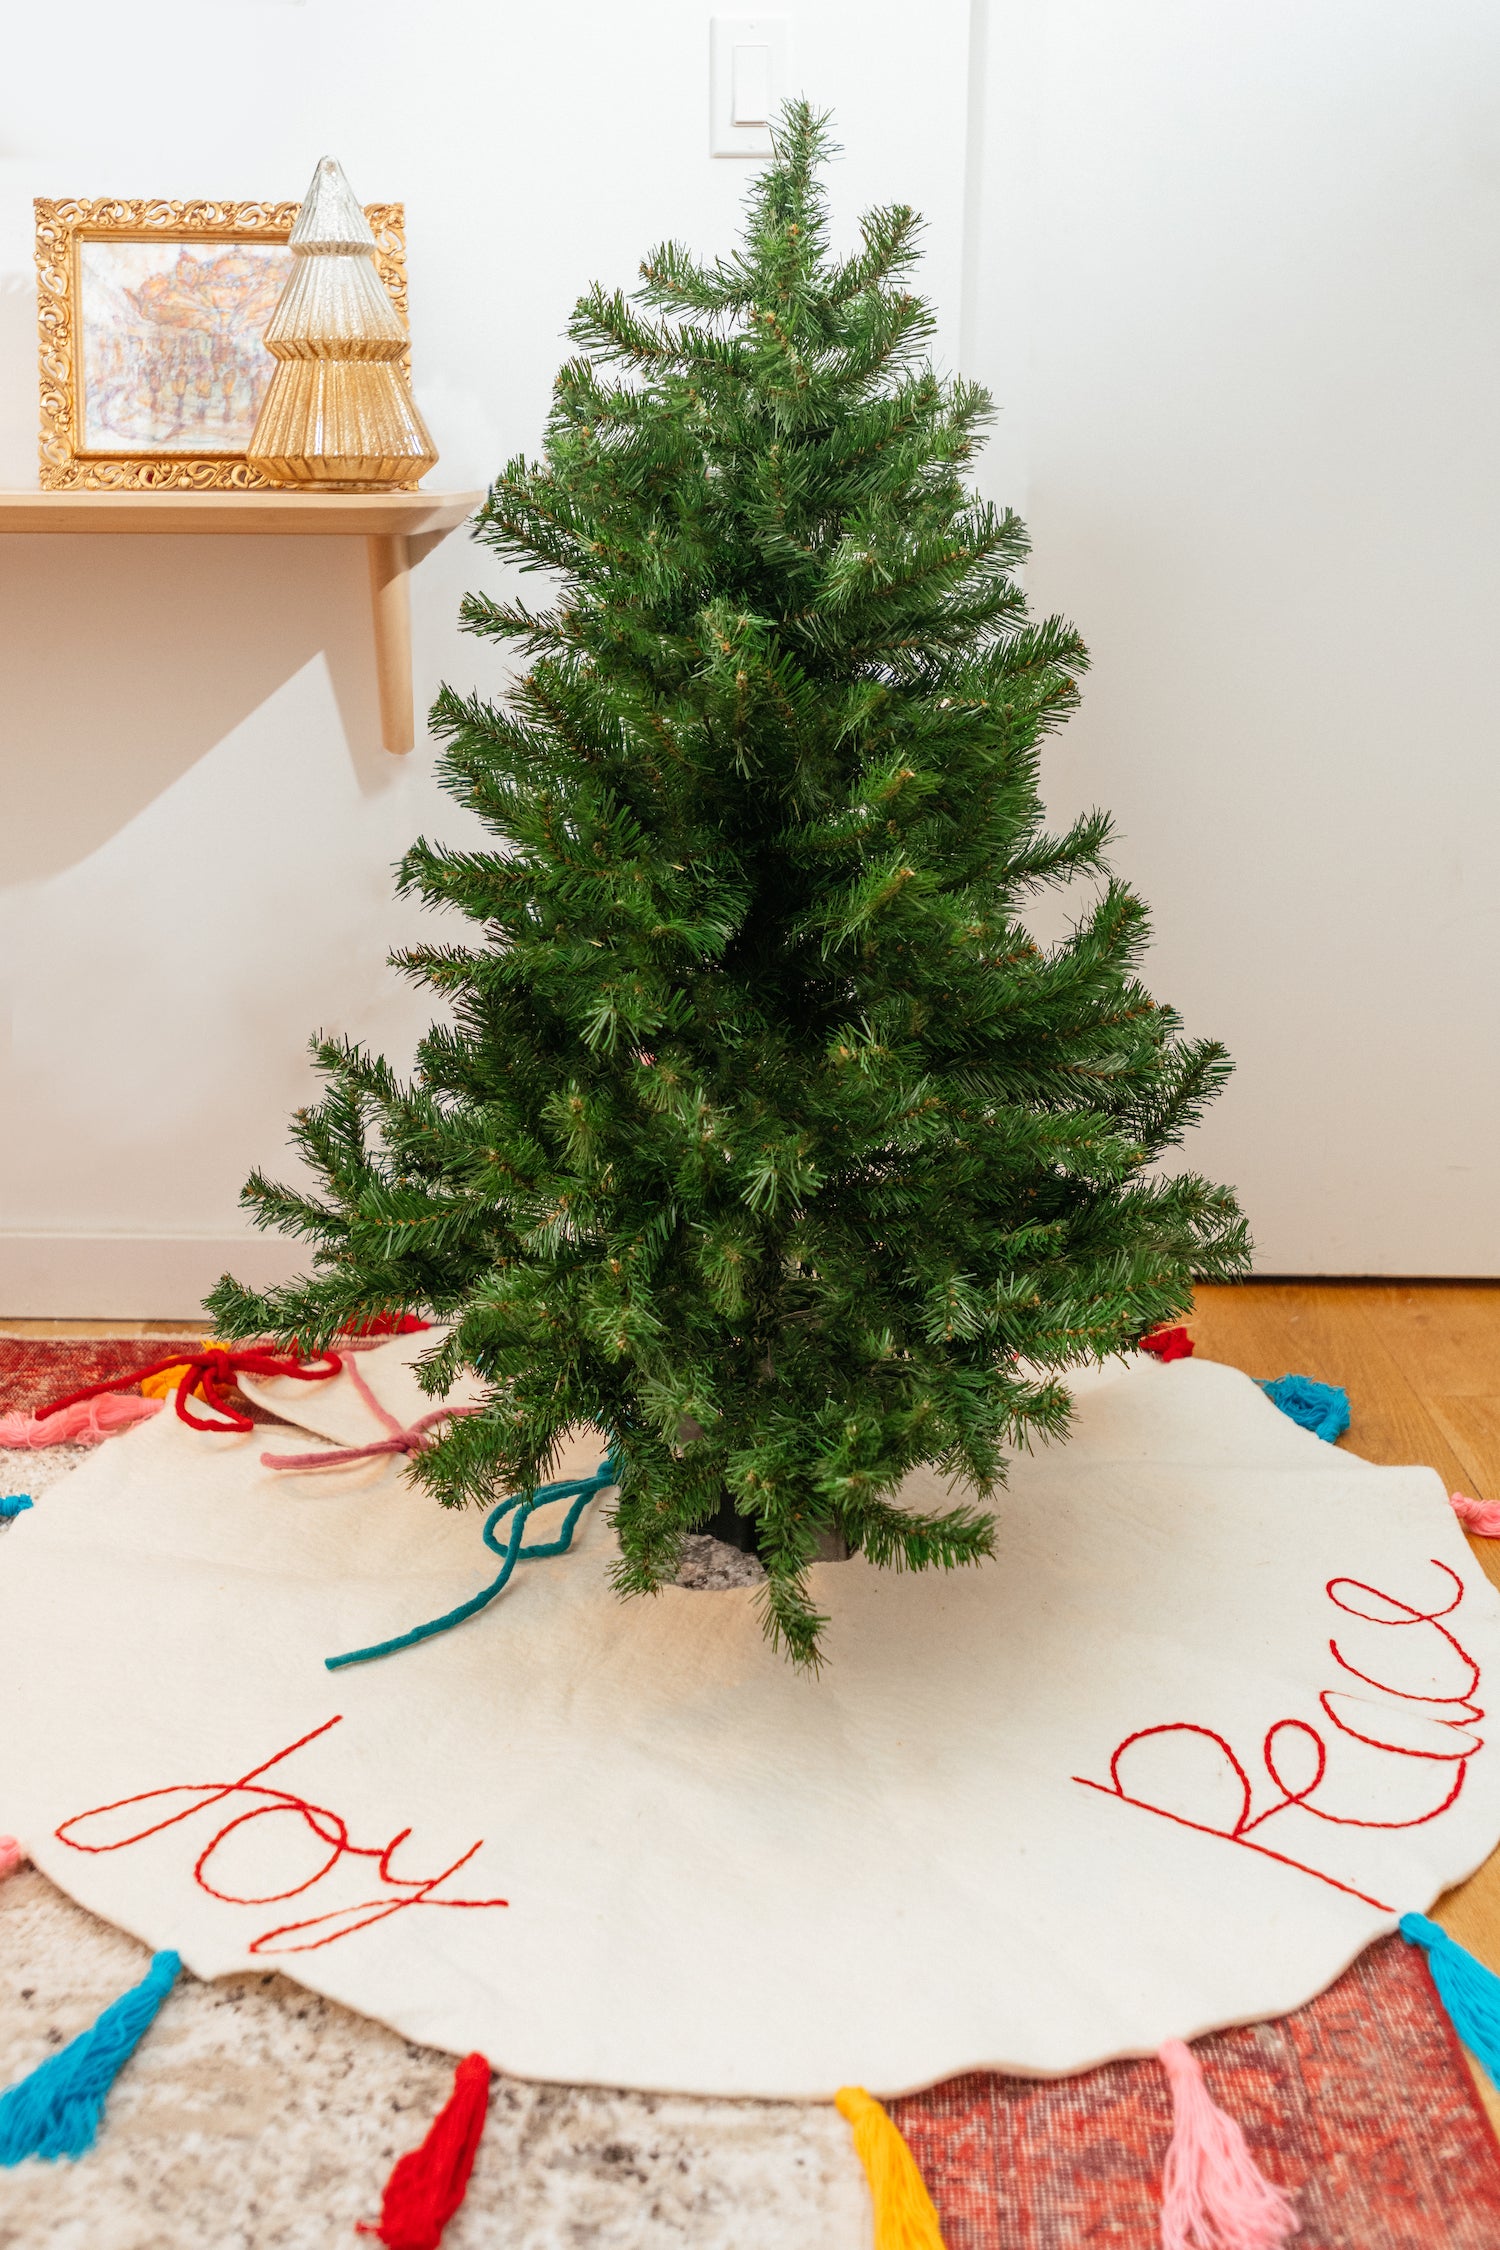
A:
[
  {"left": 1436, "top": 1852, "right": 1500, "bottom": 2137},
  {"left": 1193, "top": 1284, "right": 1500, "bottom": 1589},
  {"left": 1190, "top": 1284, "right": 1473, "bottom": 1491},
  {"left": 1438, "top": 1849, "right": 1500, "bottom": 1974},
  {"left": 1184, "top": 1284, "right": 1296, "bottom": 1375},
  {"left": 0, "top": 1320, "right": 207, "bottom": 1339},
  {"left": 1428, "top": 1398, "right": 1500, "bottom": 1505},
  {"left": 1360, "top": 1284, "right": 1500, "bottom": 1398}
]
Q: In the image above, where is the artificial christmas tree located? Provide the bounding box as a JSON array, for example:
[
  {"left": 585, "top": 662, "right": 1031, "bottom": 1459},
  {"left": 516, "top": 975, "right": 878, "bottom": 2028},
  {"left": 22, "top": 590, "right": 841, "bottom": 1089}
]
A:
[
  {"left": 211, "top": 106, "right": 1248, "bottom": 1665},
  {"left": 247, "top": 154, "right": 436, "bottom": 489}
]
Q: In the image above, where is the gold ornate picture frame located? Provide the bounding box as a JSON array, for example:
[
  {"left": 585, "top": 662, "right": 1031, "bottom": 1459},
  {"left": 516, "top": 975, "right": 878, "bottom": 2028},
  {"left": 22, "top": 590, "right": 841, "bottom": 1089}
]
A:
[{"left": 35, "top": 198, "right": 410, "bottom": 491}]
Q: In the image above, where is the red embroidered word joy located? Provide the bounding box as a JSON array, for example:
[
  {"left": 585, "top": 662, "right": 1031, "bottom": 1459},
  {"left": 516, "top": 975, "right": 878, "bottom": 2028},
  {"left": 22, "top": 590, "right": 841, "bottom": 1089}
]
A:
[
  {"left": 55, "top": 1718, "right": 509, "bottom": 1954},
  {"left": 1073, "top": 1560, "right": 1484, "bottom": 1912}
]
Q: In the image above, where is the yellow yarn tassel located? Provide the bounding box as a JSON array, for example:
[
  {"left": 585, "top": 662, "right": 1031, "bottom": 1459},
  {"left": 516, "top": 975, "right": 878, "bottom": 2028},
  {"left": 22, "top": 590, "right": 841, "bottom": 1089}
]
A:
[
  {"left": 835, "top": 2086, "right": 948, "bottom": 2250},
  {"left": 140, "top": 1364, "right": 192, "bottom": 1401},
  {"left": 140, "top": 1340, "right": 222, "bottom": 1403}
]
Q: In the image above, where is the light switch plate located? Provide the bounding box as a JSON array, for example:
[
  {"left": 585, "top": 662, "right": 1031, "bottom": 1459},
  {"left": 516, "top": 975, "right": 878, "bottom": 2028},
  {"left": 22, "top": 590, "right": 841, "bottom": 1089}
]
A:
[{"left": 710, "top": 17, "right": 788, "bottom": 157}]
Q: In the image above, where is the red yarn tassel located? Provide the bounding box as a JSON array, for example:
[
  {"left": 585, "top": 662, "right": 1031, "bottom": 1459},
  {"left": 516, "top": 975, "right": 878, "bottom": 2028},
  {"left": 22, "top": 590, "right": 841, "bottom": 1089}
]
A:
[
  {"left": 1137, "top": 1323, "right": 1196, "bottom": 1359},
  {"left": 1140, "top": 1327, "right": 1194, "bottom": 1363},
  {"left": 358, "top": 2053, "right": 491, "bottom": 2250}
]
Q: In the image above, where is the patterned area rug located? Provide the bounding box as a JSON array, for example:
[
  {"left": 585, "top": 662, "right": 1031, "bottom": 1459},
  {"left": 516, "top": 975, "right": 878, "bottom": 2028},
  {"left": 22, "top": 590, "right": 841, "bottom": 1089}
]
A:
[
  {"left": 5, "top": 1339, "right": 1500, "bottom": 2247},
  {"left": 895, "top": 1937, "right": 1500, "bottom": 2248},
  {"left": 0, "top": 1334, "right": 260, "bottom": 1421}
]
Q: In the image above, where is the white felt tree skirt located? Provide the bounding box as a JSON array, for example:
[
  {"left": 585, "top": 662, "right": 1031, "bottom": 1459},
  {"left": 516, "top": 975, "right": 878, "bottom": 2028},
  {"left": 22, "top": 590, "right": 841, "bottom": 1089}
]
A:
[{"left": 2, "top": 1339, "right": 1497, "bottom": 2099}]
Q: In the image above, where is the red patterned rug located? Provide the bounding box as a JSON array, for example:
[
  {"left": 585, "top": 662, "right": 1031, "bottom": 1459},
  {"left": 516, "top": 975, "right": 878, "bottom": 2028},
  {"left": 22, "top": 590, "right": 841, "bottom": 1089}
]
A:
[
  {"left": 6, "top": 1341, "right": 1500, "bottom": 2244},
  {"left": 894, "top": 1936, "right": 1500, "bottom": 2246}
]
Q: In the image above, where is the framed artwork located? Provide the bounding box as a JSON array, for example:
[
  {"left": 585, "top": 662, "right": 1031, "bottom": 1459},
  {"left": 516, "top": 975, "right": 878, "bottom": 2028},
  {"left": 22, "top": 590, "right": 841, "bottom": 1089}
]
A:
[{"left": 34, "top": 198, "right": 410, "bottom": 490}]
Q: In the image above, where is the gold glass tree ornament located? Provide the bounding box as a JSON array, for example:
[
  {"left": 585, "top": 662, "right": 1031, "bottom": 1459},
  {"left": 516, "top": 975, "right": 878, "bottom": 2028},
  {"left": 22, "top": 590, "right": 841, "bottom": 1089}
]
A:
[{"left": 247, "top": 156, "right": 437, "bottom": 489}]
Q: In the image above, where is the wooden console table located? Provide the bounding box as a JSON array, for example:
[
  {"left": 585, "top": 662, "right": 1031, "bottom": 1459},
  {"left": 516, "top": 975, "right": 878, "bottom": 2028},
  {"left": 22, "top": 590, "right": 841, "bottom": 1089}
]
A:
[{"left": 0, "top": 488, "right": 484, "bottom": 753}]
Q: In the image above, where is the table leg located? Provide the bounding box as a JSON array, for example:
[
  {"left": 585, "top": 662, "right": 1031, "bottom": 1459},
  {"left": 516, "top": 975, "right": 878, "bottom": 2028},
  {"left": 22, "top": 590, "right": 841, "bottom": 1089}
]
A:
[{"left": 366, "top": 532, "right": 414, "bottom": 754}]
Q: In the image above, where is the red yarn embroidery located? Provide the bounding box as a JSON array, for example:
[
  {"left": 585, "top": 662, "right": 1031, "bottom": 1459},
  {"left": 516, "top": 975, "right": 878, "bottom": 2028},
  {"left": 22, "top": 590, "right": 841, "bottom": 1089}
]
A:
[
  {"left": 1073, "top": 1561, "right": 1484, "bottom": 1912},
  {"left": 55, "top": 1718, "right": 509, "bottom": 1954}
]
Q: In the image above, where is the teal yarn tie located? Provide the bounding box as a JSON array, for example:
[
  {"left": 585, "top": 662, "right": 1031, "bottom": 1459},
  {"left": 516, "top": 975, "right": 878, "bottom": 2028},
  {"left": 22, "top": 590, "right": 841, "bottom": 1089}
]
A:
[
  {"left": 1400, "top": 1913, "right": 1500, "bottom": 2091},
  {"left": 0, "top": 1495, "right": 32, "bottom": 1520},
  {"left": 1256, "top": 1373, "right": 1351, "bottom": 1443},
  {"left": 325, "top": 1455, "right": 617, "bottom": 1671},
  {"left": 0, "top": 1949, "right": 181, "bottom": 2164}
]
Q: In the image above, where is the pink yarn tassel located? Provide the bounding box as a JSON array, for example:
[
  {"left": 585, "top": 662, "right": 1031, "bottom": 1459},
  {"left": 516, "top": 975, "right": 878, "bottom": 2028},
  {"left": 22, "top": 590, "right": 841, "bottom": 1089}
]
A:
[
  {"left": 0, "top": 1839, "right": 23, "bottom": 1880},
  {"left": 1158, "top": 2039, "right": 1297, "bottom": 2250},
  {"left": 1452, "top": 1493, "right": 1500, "bottom": 1537},
  {"left": 0, "top": 1394, "right": 164, "bottom": 1448}
]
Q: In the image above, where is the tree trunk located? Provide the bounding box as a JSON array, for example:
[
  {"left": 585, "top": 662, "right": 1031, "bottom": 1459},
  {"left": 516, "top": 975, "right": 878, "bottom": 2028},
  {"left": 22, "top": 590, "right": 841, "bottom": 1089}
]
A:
[{"left": 699, "top": 1488, "right": 762, "bottom": 1554}]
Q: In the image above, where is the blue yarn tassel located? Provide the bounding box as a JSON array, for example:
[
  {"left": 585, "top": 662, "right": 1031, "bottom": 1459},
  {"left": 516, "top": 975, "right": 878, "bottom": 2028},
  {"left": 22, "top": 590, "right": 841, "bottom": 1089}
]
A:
[
  {"left": 0, "top": 1950, "right": 181, "bottom": 2164},
  {"left": 1400, "top": 1914, "right": 1500, "bottom": 2091},
  {"left": 0, "top": 1495, "right": 33, "bottom": 1520},
  {"left": 1256, "top": 1373, "right": 1351, "bottom": 1443},
  {"left": 326, "top": 1455, "right": 617, "bottom": 1671}
]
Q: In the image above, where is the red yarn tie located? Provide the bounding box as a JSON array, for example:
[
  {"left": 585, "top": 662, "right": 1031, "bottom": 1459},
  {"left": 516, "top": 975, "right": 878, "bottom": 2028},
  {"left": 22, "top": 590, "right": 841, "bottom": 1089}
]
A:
[
  {"left": 358, "top": 2053, "right": 492, "bottom": 2250},
  {"left": 36, "top": 1347, "right": 343, "bottom": 1435},
  {"left": 17, "top": 1316, "right": 430, "bottom": 1445}
]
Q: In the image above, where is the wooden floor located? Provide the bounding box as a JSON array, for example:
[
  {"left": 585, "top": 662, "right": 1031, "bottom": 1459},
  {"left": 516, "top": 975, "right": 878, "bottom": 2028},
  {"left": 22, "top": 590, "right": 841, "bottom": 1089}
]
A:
[
  {"left": 1189, "top": 1282, "right": 1500, "bottom": 1510},
  {"left": 1, "top": 1321, "right": 206, "bottom": 1339},
  {"left": 8, "top": 1284, "right": 1500, "bottom": 2123}
]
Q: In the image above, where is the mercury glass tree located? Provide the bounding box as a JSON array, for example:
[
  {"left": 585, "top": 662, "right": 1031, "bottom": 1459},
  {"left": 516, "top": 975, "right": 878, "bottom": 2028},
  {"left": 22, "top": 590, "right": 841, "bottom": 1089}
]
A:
[{"left": 248, "top": 154, "right": 436, "bottom": 489}]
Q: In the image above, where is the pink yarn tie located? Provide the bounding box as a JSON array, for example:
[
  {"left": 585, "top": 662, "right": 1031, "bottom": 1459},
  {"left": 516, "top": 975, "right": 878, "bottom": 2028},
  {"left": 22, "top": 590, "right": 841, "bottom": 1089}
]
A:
[
  {"left": 0, "top": 1394, "right": 163, "bottom": 1448},
  {"left": 1451, "top": 1493, "right": 1500, "bottom": 1537},
  {"left": 0, "top": 1838, "right": 23, "bottom": 1880},
  {"left": 260, "top": 1355, "right": 479, "bottom": 1473},
  {"left": 1158, "top": 2039, "right": 1298, "bottom": 2249}
]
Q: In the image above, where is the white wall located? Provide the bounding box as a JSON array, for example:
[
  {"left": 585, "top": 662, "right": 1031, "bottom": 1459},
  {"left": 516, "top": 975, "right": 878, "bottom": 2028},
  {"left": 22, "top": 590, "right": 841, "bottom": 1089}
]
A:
[
  {"left": 967, "top": 0, "right": 1500, "bottom": 1273},
  {"left": 4, "top": 1, "right": 1497, "bottom": 1314},
  {"left": 0, "top": 0, "right": 970, "bottom": 1315}
]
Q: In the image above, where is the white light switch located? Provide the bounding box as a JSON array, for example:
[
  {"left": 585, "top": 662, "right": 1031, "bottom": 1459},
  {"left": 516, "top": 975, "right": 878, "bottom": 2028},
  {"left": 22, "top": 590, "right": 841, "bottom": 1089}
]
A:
[
  {"left": 710, "top": 18, "right": 788, "bottom": 156},
  {"left": 732, "top": 43, "right": 771, "bottom": 127}
]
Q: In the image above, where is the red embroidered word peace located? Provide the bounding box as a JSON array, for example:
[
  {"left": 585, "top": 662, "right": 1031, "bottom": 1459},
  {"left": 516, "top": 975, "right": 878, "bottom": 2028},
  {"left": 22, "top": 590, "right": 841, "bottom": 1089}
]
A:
[
  {"left": 1073, "top": 1561, "right": 1484, "bottom": 1912},
  {"left": 55, "top": 1717, "right": 509, "bottom": 1955}
]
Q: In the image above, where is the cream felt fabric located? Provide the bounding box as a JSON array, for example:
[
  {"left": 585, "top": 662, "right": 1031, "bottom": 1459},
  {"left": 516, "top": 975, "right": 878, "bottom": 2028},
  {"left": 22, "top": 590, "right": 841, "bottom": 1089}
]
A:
[
  {"left": 2, "top": 1337, "right": 1498, "bottom": 2099},
  {"left": 237, "top": 1334, "right": 487, "bottom": 1445}
]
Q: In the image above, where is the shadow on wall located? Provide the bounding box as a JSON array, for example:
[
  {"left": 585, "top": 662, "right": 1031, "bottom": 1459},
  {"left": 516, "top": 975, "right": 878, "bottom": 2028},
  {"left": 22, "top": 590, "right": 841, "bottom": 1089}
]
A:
[
  {"left": 1, "top": 531, "right": 388, "bottom": 880},
  {"left": 0, "top": 272, "right": 36, "bottom": 478}
]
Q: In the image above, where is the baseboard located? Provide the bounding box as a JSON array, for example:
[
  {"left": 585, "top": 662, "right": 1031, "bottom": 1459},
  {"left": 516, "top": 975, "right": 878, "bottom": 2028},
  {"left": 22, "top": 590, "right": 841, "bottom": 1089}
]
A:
[
  {"left": 0, "top": 1233, "right": 306, "bottom": 1321},
  {"left": 10, "top": 1237, "right": 1489, "bottom": 1322}
]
